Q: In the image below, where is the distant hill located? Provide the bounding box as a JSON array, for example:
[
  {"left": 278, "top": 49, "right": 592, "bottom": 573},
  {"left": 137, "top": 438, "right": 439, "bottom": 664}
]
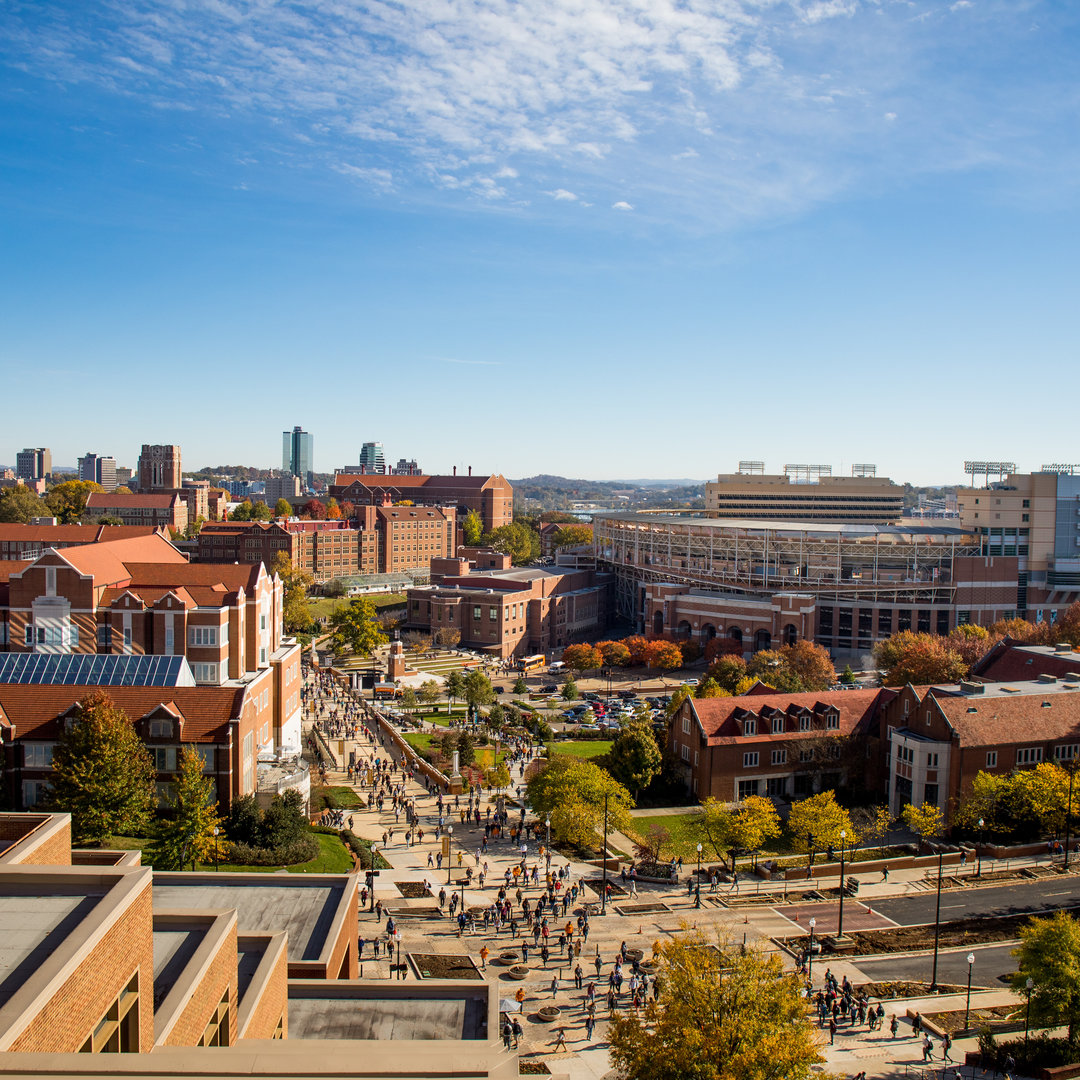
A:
[{"left": 512, "top": 475, "right": 706, "bottom": 511}]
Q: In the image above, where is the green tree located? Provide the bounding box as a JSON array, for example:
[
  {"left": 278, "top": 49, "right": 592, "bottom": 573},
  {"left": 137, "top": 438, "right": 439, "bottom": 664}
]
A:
[
  {"left": 47, "top": 691, "right": 156, "bottom": 845},
  {"left": 1011, "top": 911, "right": 1080, "bottom": 1043},
  {"left": 44, "top": 479, "right": 103, "bottom": 524},
  {"left": 259, "top": 789, "right": 309, "bottom": 849},
  {"left": 456, "top": 732, "right": 476, "bottom": 766},
  {"left": 329, "top": 596, "right": 388, "bottom": 658},
  {"left": 226, "top": 794, "right": 262, "bottom": 846},
  {"left": 954, "top": 770, "right": 1012, "bottom": 834},
  {"left": 561, "top": 679, "right": 580, "bottom": 701},
  {"left": 462, "top": 508, "right": 484, "bottom": 546},
  {"left": 485, "top": 762, "right": 511, "bottom": 791},
  {"left": 608, "top": 929, "right": 824, "bottom": 1080},
  {"left": 419, "top": 680, "right": 442, "bottom": 708},
  {"left": 0, "top": 485, "right": 45, "bottom": 523},
  {"left": 482, "top": 522, "right": 539, "bottom": 565},
  {"left": 230, "top": 499, "right": 254, "bottom": 522},
  {"left": 251, "top": 499, "right": 273, "bottom": 521},
  {"left": 463, "top": 669, "right": 495, "bottom": 713},
  {"left": 512, "top": 676, "right": 528, "bottom": 696},
  {"left": 526, "top": 757, "right": 634, "bottom": 849},
  {"left": 401, "top": 686, "right": 417, "bottom": 710},
  {"left": 271, "top": 551, "right": 314, "bottom": 635},
  {"left": 695, "top": 677, "right": 729, "bottom": 699},
  {"left": 746, "top": 650, "right": 804, "bottom": 692},
  {"left": 703, "top": 655, "right": 749, "bottom": 695},
  {"left": 787, "top": 791, "right": 855, "bottom": 853},
  {"left": 274, "top": 497, "right": 293, "bottom": 517},
  {"left": 730, "top": 795, "right": 782, "bottom": 864},
  {"left": 445, "top": 670, "right": 465, "bottom": 712},
  {"left": 607, "top": 719, "right": 663, "bottom": 799},
  {"left": 839, "top": 664, "right": 857, "bottom": 685},
  {"left": 869, "top": 805, "right": 893, "bottom": 854},
  {"left": 147, "top": 745, "right": 223, "bottom": 870}
]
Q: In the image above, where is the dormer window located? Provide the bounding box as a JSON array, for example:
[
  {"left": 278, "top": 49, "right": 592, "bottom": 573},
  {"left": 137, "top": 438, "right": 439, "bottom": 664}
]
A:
[
  {"left": 149, "top": 719, "right": 173, "bottom": 738},
  {"left": 800, "top": 716, "right": 812, "bottom": 732},
  {"left": 743, "top": 718, "right": 756, "bottom": 736},
  {"left": 825, "top": 711, "right": 839, "bottom": 730}
]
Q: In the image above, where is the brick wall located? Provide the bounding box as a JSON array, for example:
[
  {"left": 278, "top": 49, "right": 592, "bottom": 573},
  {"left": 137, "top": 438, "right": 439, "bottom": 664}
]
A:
[
  {"left": 162, "top": 923, "right": 238, "bottom": 1047},
  {"left": 8, "top": 879, "right": 155, "bottom": 1054},
  {"left": 240, "top": 939, "right": 288, "bottom": 1040}
]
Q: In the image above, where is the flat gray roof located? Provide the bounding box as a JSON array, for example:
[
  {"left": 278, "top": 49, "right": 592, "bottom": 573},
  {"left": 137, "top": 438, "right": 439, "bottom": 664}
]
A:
[
  {"left": 0, "top": 891, "right": 103, "bottom": 1007},
  {"left": 152, "top": 879, "right": 344, "bottom": 962},
  {"left": 152, "top": 927, "right": 206, "bottom": 1011},
  {"left": 594, "top": 511, "right": 972, "bottom": 539},
  {"left": 287, "top": 995, "right": 486, "bottom": 1041}
]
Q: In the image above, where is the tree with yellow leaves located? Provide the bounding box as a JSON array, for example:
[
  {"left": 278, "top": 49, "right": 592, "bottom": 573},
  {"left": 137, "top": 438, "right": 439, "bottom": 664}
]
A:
[
  {"left": 608, "top": 927, "right": 824, "bottom": 1080},
  {"left": 900, "top": 801, "right": 945, "bottom": 840},
  {"left": 787, "top": 791, "right": 856, "bottom": 854},
  {"left": 525, "top": 757, "right": 633, "bottom": 850}
]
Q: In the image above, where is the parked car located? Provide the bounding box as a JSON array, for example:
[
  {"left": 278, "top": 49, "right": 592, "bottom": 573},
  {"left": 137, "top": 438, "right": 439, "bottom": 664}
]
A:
[
  {"left": 617, "top": 689, "right": 637, "bottom": 700},
  {"left": 541, "top": 684, "right": 559, "bottom": 693}
]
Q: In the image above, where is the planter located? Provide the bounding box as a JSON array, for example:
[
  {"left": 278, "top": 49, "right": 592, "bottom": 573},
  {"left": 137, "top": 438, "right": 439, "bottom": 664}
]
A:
[
  {"left": 639, "top": 960, "right": 659, "bottom": 975},
  {"left": 508, "top": 965, "right": 530, "bottom": 980},
  {"left": 625, "top": 948, "right": 645, "bottom": 964},
  {"left": 537, "top": 1006, "right": 561, "bottom": 1023},
  {"left": 498, "top": 951, "right": 519, "bottom": 966}
]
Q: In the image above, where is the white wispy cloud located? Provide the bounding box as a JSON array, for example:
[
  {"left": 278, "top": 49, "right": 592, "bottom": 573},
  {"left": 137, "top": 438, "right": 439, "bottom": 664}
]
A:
[
  {"left": 612, "top": 201, "right": 634, "bottom": 210},
  {"left": 2, "top": 1, "right": 1074, "bottom": 228}
]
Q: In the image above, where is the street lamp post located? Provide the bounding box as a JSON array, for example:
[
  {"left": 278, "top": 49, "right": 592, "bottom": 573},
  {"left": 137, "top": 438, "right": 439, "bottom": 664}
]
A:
[
  {"left": 213, "top": 827, "right": 219, "bottom": 872},
  {"left": 447, "top": 825, "right": 453, "bottom": 885},
  {"left": 696, "top": 843, "right": 703, "bottom": 879},
  {"left": 965, "top": 952, "right": 975, "bottom": 1031},
  {"left": 808, "top": 917, "right": 817, "bottom": 985},
  {"left": 806, "top": 832, "right": 815, "bottom": 880},
  {"left": 545, "top": 814, "right": 551, "bottom": 850},
  {"left": 395, "top": 929, "right": 403, "bottom": 981},
  {"left": 370, "top": 847, "right": 378, "bottom": 912},
  {"left": 930, "top": 847, "right": 945, "bottom": 992},
  {"left": 977, "top": 819, "right": 984, "bottom": 877},
  {"left": 1025, "top": 977, "right": 1034, "bottom": 1053},
  {"left": 837, "top": 830, "right": 848, "bottom": 940}
]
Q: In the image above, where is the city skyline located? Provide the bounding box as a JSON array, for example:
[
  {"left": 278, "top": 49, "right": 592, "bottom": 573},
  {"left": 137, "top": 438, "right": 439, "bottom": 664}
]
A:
[{"left": 2, "top": 2, "right": 1078, "bottom": 483}]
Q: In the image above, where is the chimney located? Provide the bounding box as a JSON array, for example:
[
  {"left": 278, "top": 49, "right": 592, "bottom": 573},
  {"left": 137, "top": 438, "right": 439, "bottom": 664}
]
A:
[
  {"left": 469, "top": 465, "right": 472, "bottom": 476},
  {"left": 453, "top": 466, "right": 457, "bottom": 476}
]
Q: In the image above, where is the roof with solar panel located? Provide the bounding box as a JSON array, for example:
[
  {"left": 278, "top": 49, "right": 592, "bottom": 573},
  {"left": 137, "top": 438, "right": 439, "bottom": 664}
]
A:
[{"left": 0, "top": 654, "right": 195, "bottom": 687}]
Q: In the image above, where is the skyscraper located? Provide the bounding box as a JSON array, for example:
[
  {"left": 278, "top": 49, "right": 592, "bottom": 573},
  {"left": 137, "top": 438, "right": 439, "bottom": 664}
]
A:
[
  {"left": 77, "top": 453, "right": 118, "bottom": 491},
  {"left": 358, "top": 441, "right": 386, "bottom": 475},
  {"left": 15, "top": 448, "right": 51, "bottom": 482},
  {"left": 282, "top": 426, "right": 314, "bottom": 487}
]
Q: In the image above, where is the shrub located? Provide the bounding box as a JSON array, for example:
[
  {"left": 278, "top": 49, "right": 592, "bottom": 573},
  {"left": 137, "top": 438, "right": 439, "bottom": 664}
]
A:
[
  {"left": 342, "top": 829, "right": 391, "bottom": 869},
  {"left": 227, "top": 835, "right": 319, "bottom": 866}
]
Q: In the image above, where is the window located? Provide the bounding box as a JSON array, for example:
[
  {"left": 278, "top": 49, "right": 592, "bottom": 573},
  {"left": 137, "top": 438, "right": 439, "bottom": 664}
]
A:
[
  {"left": 473, "top": 606, "right": 482, "bottom": 620},
  {"left": 825, "top": 711, "right": 839, "bottom": 730},
  {"left": 986, "top": 751, "right": 997, "bottom": 768},
  {"left": 771, "top": 748, "right": 787, "bottom": 766},
  {"left": 680, "top": 744, "right": 690, "bottom": 761},
  {"left": 766, "top": 777, "right": 787, "bottom": 797},
  {"left": 1016, "top": 747, "right": 1044, "bottom": 766},
  {"left": 189, "top": 626, "right": 218, "bottom": 647},
  {"left": 152, "top": 747, "right": 177, "bottom": 772},
  {"left": 123, "top": 626, "right": 132, "bottom": 648},
  {"left": 799, "top": 748, "right": 814, "bottom": 762},
  {"left": 193, "top": 662, "right": 219, "bottom": 683},
  {"left": 737, "top": 779, "right": 758, "bottom": 800},
  {"left": 97, "top": 624, "right": 110, "bottom": 648},
  {"left": 45, "top": 567, "right": 56, "bottom": 596},
  {"left": 24, "top": 625, "right": 33, "bottom": 646},
  {"left": 149, "top": 719, "right": 173, "bottom": 738},
  {"left": 1057, "top": 745, "right": 1080, "bottom": 761},
  {"left": 489, "top": 607, "right": 497, "bottom": 620},
  {"left": 22, "top": 780, "right": 48, "bottom": 808},
  {"left": 681, "top": 716, "right": 690, "bottom": 734},
  {"left": 743, "top": 718, "right": 756, "bottom": 736},
  {"left": 742, "top": 751, "right": 759, "bottom": 768},
  {"left": 799, "top": 716, "right": 812, "bottom": 732},
  {"left": 23, "top": 744, "right": 54, "bottom": 768},
  {"left": 927, "top": 752, "right": 939, "bottom": 767},
  {"left": 924, "top": 784, "right": 939, "bottom": 806}
]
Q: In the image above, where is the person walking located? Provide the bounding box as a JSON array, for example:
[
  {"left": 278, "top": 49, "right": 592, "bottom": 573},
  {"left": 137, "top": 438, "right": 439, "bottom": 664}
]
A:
[
  {"left": 502, "top": 1020, "right": 513, "bottom": 1050},
  {"left": 550, "top": 975, "right": 558, "bottom": 999},
  {"left": 554, "top": 1026, "right": 567, "bottom": 1052},
  {"left": 574, "top": 963, "right": 584, "bottom": 989},
  {"left": 828, "top": 1016, "right": 837, "bottom": 1045},
  {"left": 511, "top": 1017, "right": 523, "bottom": 1048},
  {"left": 585, "top": 1014, "right": 595, "bottom": 1041},
  {"left": 922, "top": 1034, "right": 934, "bottom": 1062}
]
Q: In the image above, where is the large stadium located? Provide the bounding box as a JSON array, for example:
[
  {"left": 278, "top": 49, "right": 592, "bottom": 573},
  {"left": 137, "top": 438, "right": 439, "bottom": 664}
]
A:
[{"left": 592, "top": 512, "right": 1018, "bottom": 658}]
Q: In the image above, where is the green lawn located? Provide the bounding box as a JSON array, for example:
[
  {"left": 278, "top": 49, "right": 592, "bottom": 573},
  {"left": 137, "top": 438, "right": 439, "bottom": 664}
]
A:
[
  {"left": 310, "top": 593, "right": 405, "bottom": 621},
  {"left": 317, "top": 785, "right": 364, "bottom": 809},
  {"left": 546, "top": 740, "right": 613, "bottom": 759},
  {"left": 109, "top": 831, "right": 354, "bottom": 874},
  {"left": 628, "top": 812, "right": 706, "bottom": 860},
  {"left": 405, "top": 732, "right": 438, "bottom": 754}
]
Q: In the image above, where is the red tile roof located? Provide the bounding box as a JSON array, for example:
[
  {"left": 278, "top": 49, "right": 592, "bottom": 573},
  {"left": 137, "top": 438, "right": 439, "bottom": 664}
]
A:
[
  {"left": 125, "top": 562, "right": 262, "bottom": 592},
  {"left": 690, "top": 688, "right": 893, "bottom": 745},
  {"left": 86, "top": 492, "right": 180, "bottom": 509},
  {"left": 933, "top": 688, "right": 1080, "bottom": 747},
  {"left": 0, "top": 524, "right": 163, "bottom": 544},
  {"left": 54, "top": 534, "right": 185, "bottom": 585},
  {"left": 0, "top": 685, "right": 246, "bottom": 742}
]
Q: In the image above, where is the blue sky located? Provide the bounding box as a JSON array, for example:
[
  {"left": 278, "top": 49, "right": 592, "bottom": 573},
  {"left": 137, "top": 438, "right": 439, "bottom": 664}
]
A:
[{"left": 1, "top": 0, "right": 1077, "bottom": 485}]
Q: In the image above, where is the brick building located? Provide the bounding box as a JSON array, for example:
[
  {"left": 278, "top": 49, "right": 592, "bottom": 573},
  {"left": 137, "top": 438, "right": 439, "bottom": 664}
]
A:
[
  {"left": 198, "top": 503, "right": 456, "bottom": 583},
  {"left": 406, "top": 563, "right": 612, "bottom": 659},
  {"left": 0, "top": 524, "right": 164, "bottom": 561},
  {"left": 328, "top": 469, "right": 512, "bottom": 535},
  {"left": 138, "top": 444, "right": 182, "bottom": 491},
  {"left": 86, "top": 492, "right": 188, "bottom": 531},
  {"left": 669, "top": 687, "right": 894, "bottom": 802}
]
